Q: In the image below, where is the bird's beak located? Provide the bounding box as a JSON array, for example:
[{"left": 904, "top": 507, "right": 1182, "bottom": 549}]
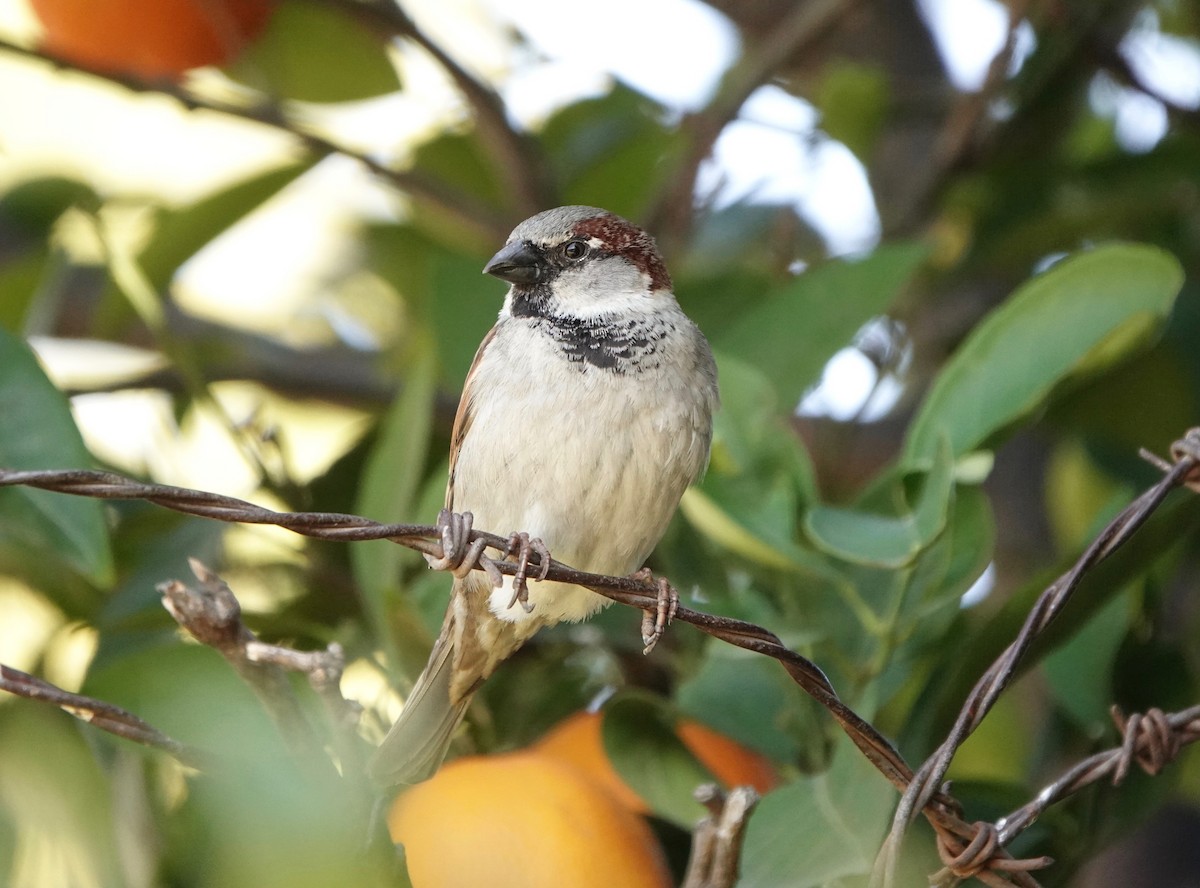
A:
[{"left": 483, "top": 241, "right": 543, "bottom": 285}]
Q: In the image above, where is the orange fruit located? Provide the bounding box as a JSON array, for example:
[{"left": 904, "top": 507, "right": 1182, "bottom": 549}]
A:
[
  {"left": 677, "top": 719, "right": 780, "bottom": 795},
  {"left": 534, "top": 709, "right": 650, "bottom": 812},
  {"left": 30, "top": 0, "right": 276, "bottom": 80},
  {"left": 388, "top": 751, "right": 671, "bottom": 888},
  {"left": 534, "top": 710, "right": 779, "bottom": 814}
]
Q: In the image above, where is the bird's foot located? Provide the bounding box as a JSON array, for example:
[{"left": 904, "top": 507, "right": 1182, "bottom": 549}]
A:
[
  {"left": 633, "top": 568, "right": 678, "bottom": 654},
  {"left": 502, "top": 532, "right": 551, "bottom": 613},
  {"left": 424, "top": 510, "right": 503, "bottom": 586}
]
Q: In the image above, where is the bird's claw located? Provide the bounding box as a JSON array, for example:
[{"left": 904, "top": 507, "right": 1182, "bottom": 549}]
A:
[
  {"left": 424, "top": 510, "right": 492, "bottom": 581},
  {"left": 635, "top": 568, "right": 678, "bottom": 654},
  {"left": 502, "top": 531, "right": 550, "bottom": 613}
]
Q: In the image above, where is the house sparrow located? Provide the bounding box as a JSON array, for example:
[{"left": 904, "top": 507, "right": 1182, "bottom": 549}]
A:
[{"left": 368, "top": 206, "right": 718, "bottom": 784}]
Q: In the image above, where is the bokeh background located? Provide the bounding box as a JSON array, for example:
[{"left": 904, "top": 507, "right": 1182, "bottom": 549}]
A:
[{"left": 2, "top": 0, "right": 1200, "bottom": 885}]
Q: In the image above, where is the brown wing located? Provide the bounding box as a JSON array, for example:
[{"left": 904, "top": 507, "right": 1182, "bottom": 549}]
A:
[{"left": 445, "top": 324, "right": 498, "bottom": 511}]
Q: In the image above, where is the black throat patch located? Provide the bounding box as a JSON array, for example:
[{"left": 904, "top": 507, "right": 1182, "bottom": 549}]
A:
[{"left": 526, "top": 311, "right": 667, "bottom": 373}]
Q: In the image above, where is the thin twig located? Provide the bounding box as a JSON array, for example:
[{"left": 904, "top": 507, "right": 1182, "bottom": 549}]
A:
[
  {"left": 0, "top": 37, "right": 510, "bottom": 244},
  {"left": 320, "top": 0, "right": 552, "bottom": 215},
  {"left": 160, "top": 560, "right": 333, "bottom": 769},
  {"left": 3, "top": 424, "right": 1200, "bottom": 885},
  {"left": 884, "top": 0, "right": 1038, "bottom": 235},
  {"left": 648, "top": 0, "right": 865, "bottom": 250},
  {"left": 682, "top": 785, "right": 760, "bottom": 888},
  {"left": 0, "top": 662, "right": 203, "bottom": 767},
  {"left": 0, "top": 466, "right": 1024, "bottom": 876}
]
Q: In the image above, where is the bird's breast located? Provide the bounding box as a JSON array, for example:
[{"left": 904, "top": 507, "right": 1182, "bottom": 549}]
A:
[{"left": 451, "top": 314, "right": 713, "bottom": 625}]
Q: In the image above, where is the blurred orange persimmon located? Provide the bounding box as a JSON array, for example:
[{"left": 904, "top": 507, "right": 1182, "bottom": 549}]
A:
[
  {"left": 388, "top": 751, "right": 671, "bottom": 888},
  {"left": 534, "top": 710, "right": 779, "bottom": 814},
  {"left": 30, "top": 0, "right": 276, "bottom": 80}
]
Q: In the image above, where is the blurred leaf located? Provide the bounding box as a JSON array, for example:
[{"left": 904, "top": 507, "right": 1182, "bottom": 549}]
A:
[
  {"left": 92, "top": 513, "right": 226, "bottom": 671},
  {"left": 0, "top": 176, "right": 98, "bottom": 238},
  {"left": 0, "top": 706, "right": 124, "bottom": 887},
  {"left": 817, "top": 61, "right": 890, "bottom": 160},
  {"left": 945, "top": 689, "right": 1037, "bottom": 784},
  {"left": 805, "top": 437, "right": 954, "bottom": 568},
  {"left": 0, "top": 328, "right": 112, "bottom": 586},
  {"left": 540, "top": 84, "right": 679, "bottom": 220},
  {"left": 0, "top": 250, "right": 53, "bottom": 331},
  {"left": 1044, "top": 438, "right": 1130, "bottom": 551},
  {"left": 229, "top": 0, "right": 400, "bottom": 102},
  {"left": 429, "top": 250, "right": 502, "bottom": 388},
  {"left": 85, "top": 641, "right": 391, "bottom": 888},
  {"left": 675, "top": 648, "right": 805, "bottom": 762},
  {"left": 906, "top": 482, "right": 993, "bottom": 614},
  {"left": 709, "top": 353, "right": 817, "bottom": 502},
  {"left": 716, "top": 242, "right": 928, "bottom": 408},
  {"left": 1042, "top": 585, "right": 1132, "bottom": 728},
  {"left": 681, "top": 485, "right": 824, "bottom": 574},
  {"left": 352, "top": 335, "right": 437, "bottom": 652},
  {"left": 132, "top": 161, "right": 312, "bottom": 296},
  {"left": 0, "top": 176, "right": 101, "bottom": 333},
  {"left": 681, "top": 354, "right": 830, "bottom": 574},
  {"left": 904, "top": 244, "right": 1185, "bottom": 466},
  {"left": 410, "top": 133, "right": 507, "bottom": 220},
  {"left": 739, "top": 737, "right": 892, "bottom": 887},
  {"left": 680, "top": 204, "right": 808, "bottom": 279},
  {"left": 603, "top": 694, "right": 713, "bottom": 828}
]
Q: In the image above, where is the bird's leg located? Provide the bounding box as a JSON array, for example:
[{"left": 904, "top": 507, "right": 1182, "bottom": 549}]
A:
[
  {"left": 632, "top": 568, "right": 678, "bottom": 654},
  {"left": 502, "top": 532, "right": 551, "bottom": 613},
  {"left": 424, "top": 510, "right": 502, "bottom": 586}
]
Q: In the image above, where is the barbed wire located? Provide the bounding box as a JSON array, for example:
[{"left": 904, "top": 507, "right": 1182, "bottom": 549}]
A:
[
  {"left": 874, "top": 428, "right": 1200, "bottom": 886},
  {"left": 2, "top": 427, "right": 1198, "bottom": 886}
]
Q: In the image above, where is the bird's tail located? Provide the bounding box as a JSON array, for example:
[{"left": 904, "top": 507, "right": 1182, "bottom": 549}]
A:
[{"left": 368, "top": 637, "right": 472, "bottom": 785}]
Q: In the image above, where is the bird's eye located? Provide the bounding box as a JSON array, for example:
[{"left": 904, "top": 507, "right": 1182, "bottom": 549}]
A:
[{"left": 562, "top": 240, "right": 588, "bottom": 260}]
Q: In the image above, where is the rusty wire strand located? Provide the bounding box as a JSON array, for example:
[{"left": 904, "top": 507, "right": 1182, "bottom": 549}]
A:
[
  {"left": 876, "top": 428, "right": 1200, "bottom": 887},
  {"left": 0, "top": 467, "right": 994, "bottom": 854},
  {"left": 2, "top": 427, "right": 1199, "bottom": 886}
]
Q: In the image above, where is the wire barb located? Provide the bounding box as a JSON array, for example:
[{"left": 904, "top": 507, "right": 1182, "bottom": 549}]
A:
[{"left": 3, "top": 425, "right": 1200, "bottom": 888}]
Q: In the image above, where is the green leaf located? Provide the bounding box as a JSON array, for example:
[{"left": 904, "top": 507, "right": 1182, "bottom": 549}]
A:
[
  {"left": 904, "top": 244, "right": 1185, "bottom": 466},
  {"left": 1042, "top": 585, "right": 1132, "bottom": 728},
  {"left": 602, "top": 695, "right": 713, "bottom": 828},
  {"left": 716, "top": 241, "right": 927, "bottom": 408},
  {"left": 0, "top": 176, "right": 98, "bottom": 238},
  {"left": 133, "top": 161, "right": 312, "bottom": 295},
  {"left": 739, "top": 737, "right": 892, "bottom": 887},
  {"left": 0, "top": 329, "right": 112, "bottom": 586},
  {"left": 680, "top": 354, "right": 829, "bottom": 574},
  {"left": 675, "top": 648, "right": 805, "bottom": 763},
  {"left": 540, "top": 84, "right": 681, "bottom": 220},
  {"left": 680, "top": 486, "right": 825, "bottom": 574},
  {"left": 352, "top": 336, "right": 437, "bottom": 651},
  {"left": 817, "top": 61, "right": 890, "bottom": 160},
  {"left": 229, "top": 0, "right": 400, "bottom": 103},
  {"left": 804, "top": 436, "right": 955, "bottom": 567},
  {"left": 429, "top": 250, "right": 503, "bottom": 389},
  {"left": 904, "top": 495, "right": 1200, "bottom": 753}
]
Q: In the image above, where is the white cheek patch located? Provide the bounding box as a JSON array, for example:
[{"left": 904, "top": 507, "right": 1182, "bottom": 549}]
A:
[{"left": 554, "top": 260, "right": 665, "bottom": 319}]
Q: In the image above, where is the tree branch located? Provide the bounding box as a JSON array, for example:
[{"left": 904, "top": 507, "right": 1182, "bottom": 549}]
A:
[
  {"left": 648, "top": 0, "right": 865, "bottom": 251},
  {"left": 0, "top": 36, "right": 511, "bottom": 244},
  {"left": 0, "top": 662, "right": 204, "bottom": 767}
]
